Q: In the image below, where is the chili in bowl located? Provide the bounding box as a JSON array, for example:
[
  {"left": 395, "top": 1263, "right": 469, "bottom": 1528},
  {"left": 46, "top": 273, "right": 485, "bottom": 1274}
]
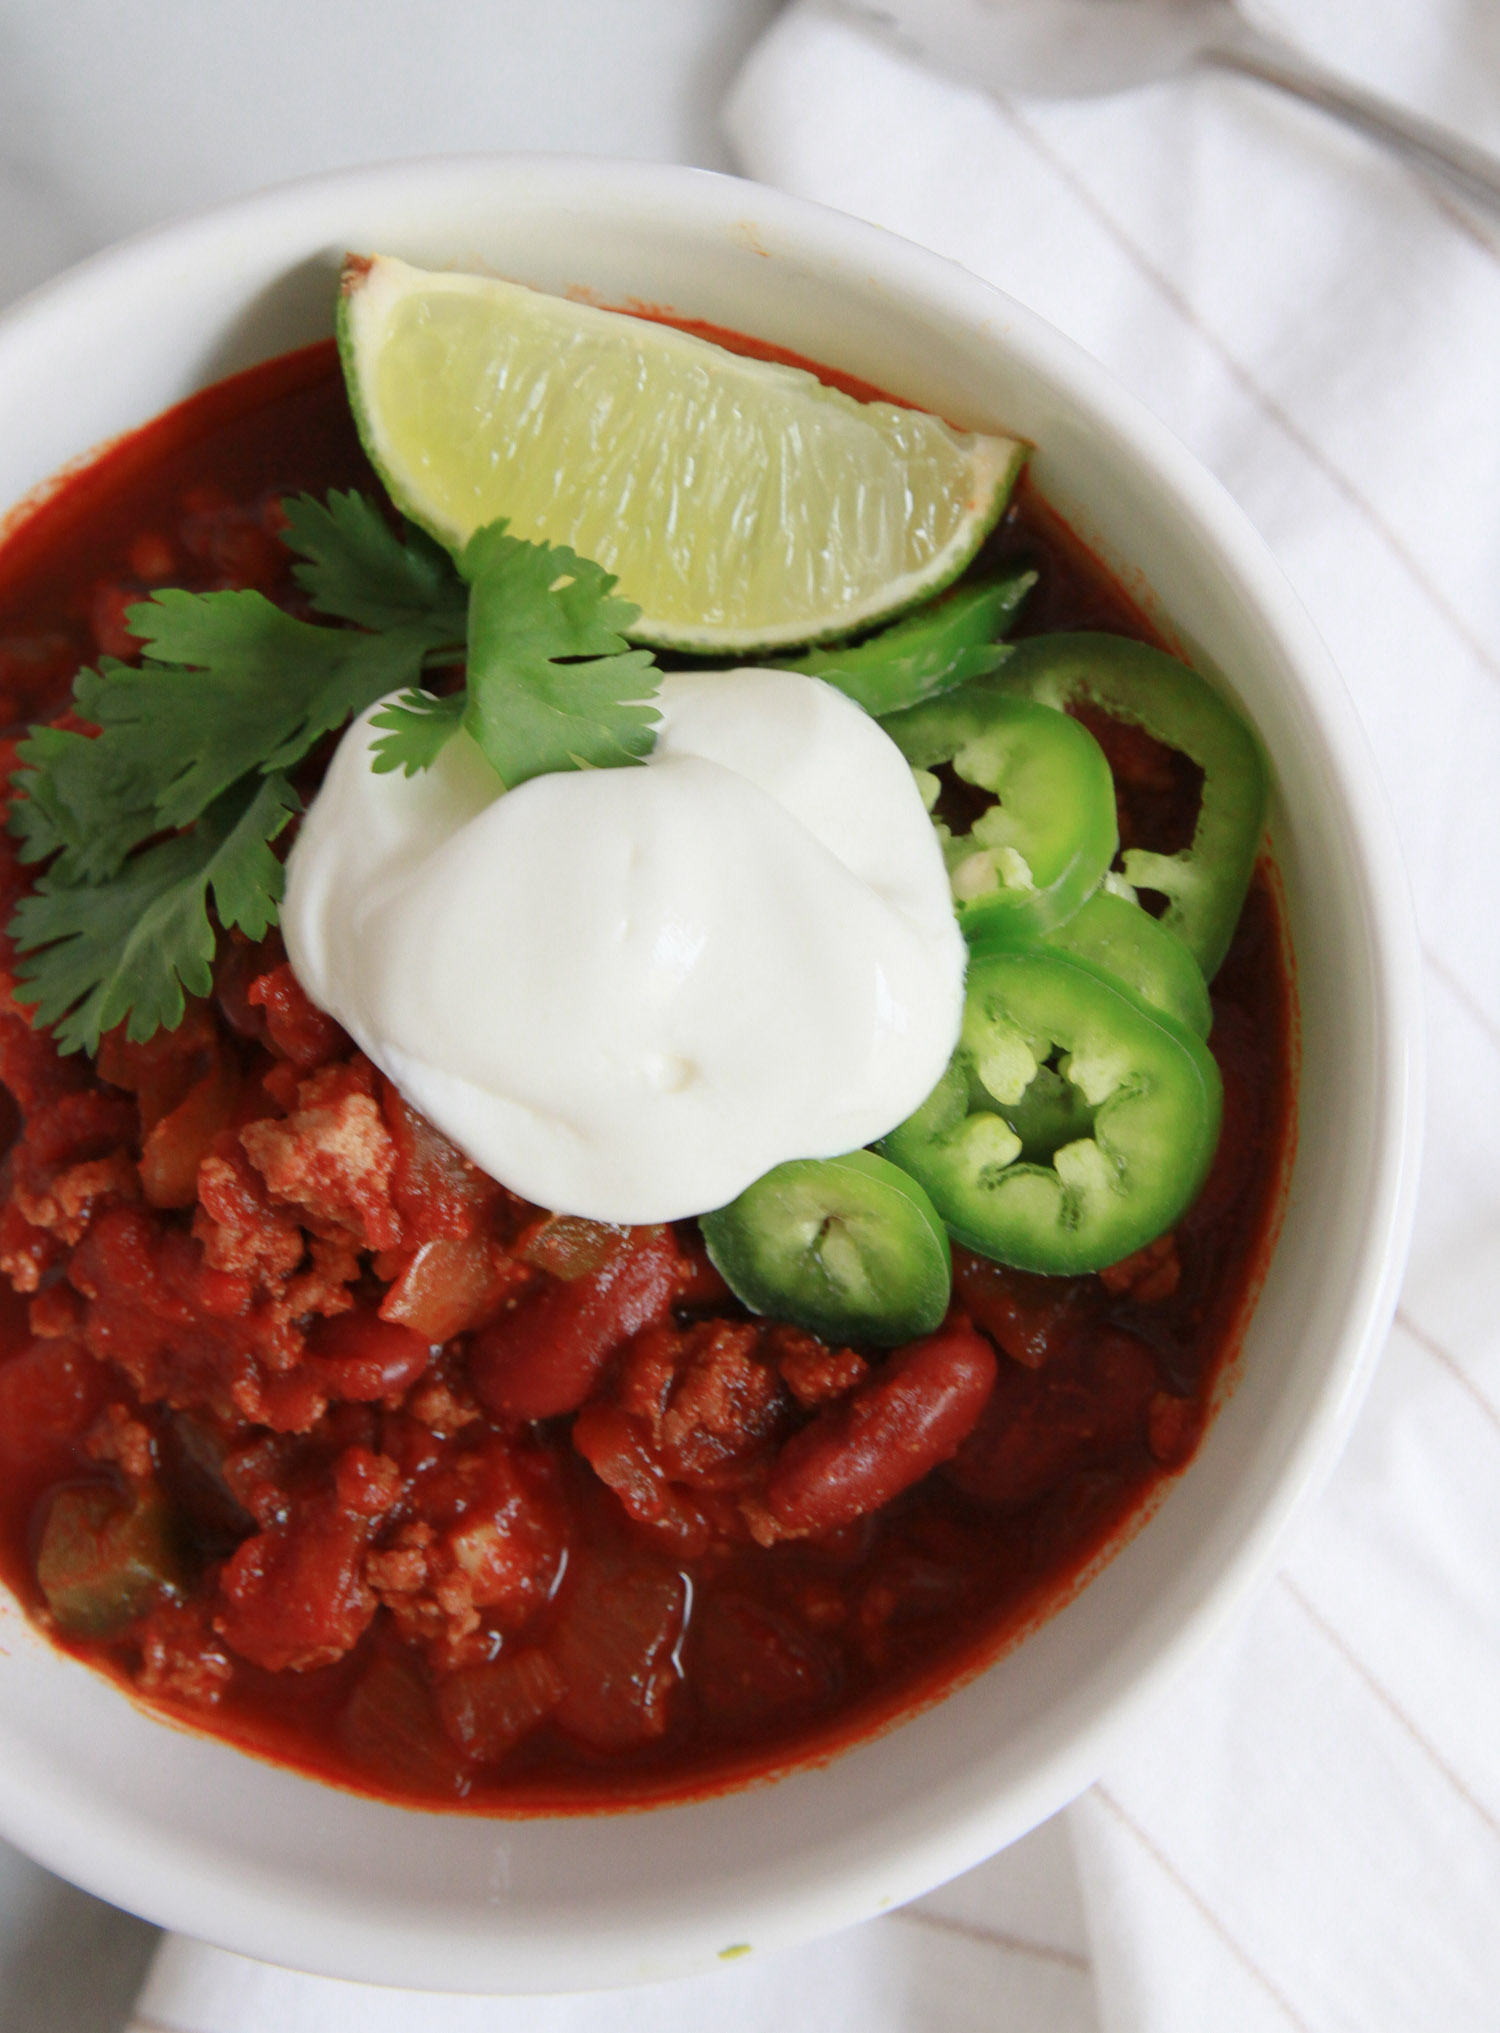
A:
[{"left": 0, "top": 157, "right": 1419, "bottom": 1993}]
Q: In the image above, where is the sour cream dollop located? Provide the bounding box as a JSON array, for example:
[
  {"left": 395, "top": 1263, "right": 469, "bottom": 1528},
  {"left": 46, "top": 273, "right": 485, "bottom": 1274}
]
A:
[{"left": 282, "top": 668, "right": 965, "bottom": 1222}]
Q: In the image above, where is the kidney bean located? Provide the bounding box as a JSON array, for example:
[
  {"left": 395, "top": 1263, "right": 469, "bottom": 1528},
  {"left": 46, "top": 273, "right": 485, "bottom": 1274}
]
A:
[
  {"left": 216, "top": 1490, "right": 375, "bottom": 1672},
  {"left": 952, "top": 1251, "right": 1095, "bottom": 1370},
  {"left": 306, "top": 1310, "right": 434, "bottom": 1403},
  {"left": 469, "top": 1226, "right": 683, "bottom": 1423},
  {"left": 764, "top": 1323, "right": 995, "bottom": 1539}
]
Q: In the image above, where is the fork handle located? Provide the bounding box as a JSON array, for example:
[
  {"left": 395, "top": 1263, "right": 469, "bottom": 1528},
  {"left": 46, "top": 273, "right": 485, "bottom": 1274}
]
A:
[{"left": 1205, "top": 23, "right": 1500, "bottom": 215}]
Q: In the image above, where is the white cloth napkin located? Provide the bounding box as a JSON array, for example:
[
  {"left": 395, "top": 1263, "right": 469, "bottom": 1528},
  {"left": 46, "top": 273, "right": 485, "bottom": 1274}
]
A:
[{"left": 109, "top": 2, "right": 1500, "bottom": 2026}]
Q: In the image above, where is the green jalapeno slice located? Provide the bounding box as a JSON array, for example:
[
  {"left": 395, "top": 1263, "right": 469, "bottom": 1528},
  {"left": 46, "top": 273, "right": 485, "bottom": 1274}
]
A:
[
  {"left": 881, "top": 685, "right": 1117, "bottom": 941},
  {"left": 700, "top": 1149, "right": 952, "bottom": 1345},
  {"left": 977, "top": 884, "right": 1212, "bottom": 1041},
  {"left": 997, "top": 632, "right": 1267, "bottom": 980},
  {"left": 882, "top": 948, "right": 1222, "bottom": 1275},
  {"left": 776, "top": 572, "right": 1034, "bottom": 718}
]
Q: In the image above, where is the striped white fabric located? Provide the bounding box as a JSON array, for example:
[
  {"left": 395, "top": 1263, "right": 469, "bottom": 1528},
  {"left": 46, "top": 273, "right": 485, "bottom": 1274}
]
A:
[{"left": 724, "top": 4, "right": 1500, "bottom": 2029}]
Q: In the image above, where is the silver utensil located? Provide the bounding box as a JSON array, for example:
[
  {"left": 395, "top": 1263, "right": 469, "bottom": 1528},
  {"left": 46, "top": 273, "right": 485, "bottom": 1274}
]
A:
[{"left": 841, "top": 0, "right": 1500, "bottom": 215}]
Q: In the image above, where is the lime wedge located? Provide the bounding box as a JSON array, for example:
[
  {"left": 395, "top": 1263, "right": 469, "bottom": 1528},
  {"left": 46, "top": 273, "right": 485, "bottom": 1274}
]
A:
[{"left": 338, "top": 255, "right": 1028, "bottom": 655}]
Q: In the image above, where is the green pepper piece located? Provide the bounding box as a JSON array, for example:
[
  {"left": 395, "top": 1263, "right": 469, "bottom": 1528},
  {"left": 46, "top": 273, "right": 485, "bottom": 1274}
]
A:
[
  {"left": 700, "top": 1149, "right": 952, "bottom": 1346},
  {"left": 774, "top": 573, "right": 1034, "bottom": 717},
  {"left": 882, "top": 948, "right": 1222, "bottom": 1275},
  {"left": 976, "top": 885, "right": 1212, "bottom": 1040},
  {"left": 36, "top": 1481, "right": 184, "bottom": 1638},
  {"left": 997, "top": 633, "right": 1267, "bottom": 980},
  {"left": 882, "top": 684, "right": 1117, "bottom": 941}
]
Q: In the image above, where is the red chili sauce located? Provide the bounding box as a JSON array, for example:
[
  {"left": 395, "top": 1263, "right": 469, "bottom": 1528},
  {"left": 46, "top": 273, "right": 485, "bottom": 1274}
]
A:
[{"left": 0, "top": 339, "right": 1295, "bottom": 1810}]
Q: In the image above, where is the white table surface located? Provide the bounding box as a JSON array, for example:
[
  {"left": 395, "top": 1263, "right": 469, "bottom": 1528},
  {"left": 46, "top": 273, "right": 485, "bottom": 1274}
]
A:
[{"left": 0, "top": 4, "right": 782, "bottom": 2024}]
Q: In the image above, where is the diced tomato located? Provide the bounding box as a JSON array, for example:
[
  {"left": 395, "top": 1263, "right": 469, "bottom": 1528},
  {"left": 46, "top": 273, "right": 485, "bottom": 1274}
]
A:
[
  {"left": 0, "top": 1337, "right": 112, "bottom": 1484},
  {"left": 215, "top": 1490, "right": 375, "bottom": 1671}
]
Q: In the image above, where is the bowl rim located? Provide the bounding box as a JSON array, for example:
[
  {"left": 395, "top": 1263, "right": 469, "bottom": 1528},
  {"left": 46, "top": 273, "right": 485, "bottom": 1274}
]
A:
[{"left": 0, "top": 151, "right": 1424, "bottom": 1992}]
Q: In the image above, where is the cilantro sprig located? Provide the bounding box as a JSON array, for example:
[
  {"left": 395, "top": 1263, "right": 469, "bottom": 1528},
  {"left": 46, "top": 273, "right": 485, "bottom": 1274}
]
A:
[
  {"left": 371, "top": 522, "right": 660, "bottom": 786},
  {"left": 10, "top": 776, "right": 297, "bottom": 1051},
  {"left": 7, "top": 491, "right": 662, "bottom": 1053}
]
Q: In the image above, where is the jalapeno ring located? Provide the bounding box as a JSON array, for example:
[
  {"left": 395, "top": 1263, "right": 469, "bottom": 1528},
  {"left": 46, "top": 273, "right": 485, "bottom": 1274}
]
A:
[
  {"left": 882, "top": 947, "right": 1222, "bottom": 1275},
  {"left": 882, "top": 684, "right": 1118, "bottom": 942},
  {"left": 996, "top": 632, "right": 1267, "bottom": 980}
]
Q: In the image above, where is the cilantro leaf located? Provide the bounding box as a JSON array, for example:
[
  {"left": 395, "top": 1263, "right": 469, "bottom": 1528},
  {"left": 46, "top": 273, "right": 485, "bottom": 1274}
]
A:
[
  {"left": 30, "top": 593, "right": 448, "bottom": 853},
  {"left": 280, "top": 490, "right": 467, "bottom": 635},
  {"left": 369, "top": 688, "right": 467, "bottom": 776},
  {"left": 11, "top": 773, "right": 297, "bottom": 1055},
  {"left": 458, "top": 522, "right": 660, "bottom": 789},
  {"left": 8, "top": 690, "right": 161, "bottom": 883}
]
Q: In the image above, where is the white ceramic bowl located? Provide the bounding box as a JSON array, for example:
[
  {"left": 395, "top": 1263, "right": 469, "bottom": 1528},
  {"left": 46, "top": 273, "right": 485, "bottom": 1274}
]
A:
[{"left": 0, "top": 156, "right": 1421, "bottom": 1993}]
